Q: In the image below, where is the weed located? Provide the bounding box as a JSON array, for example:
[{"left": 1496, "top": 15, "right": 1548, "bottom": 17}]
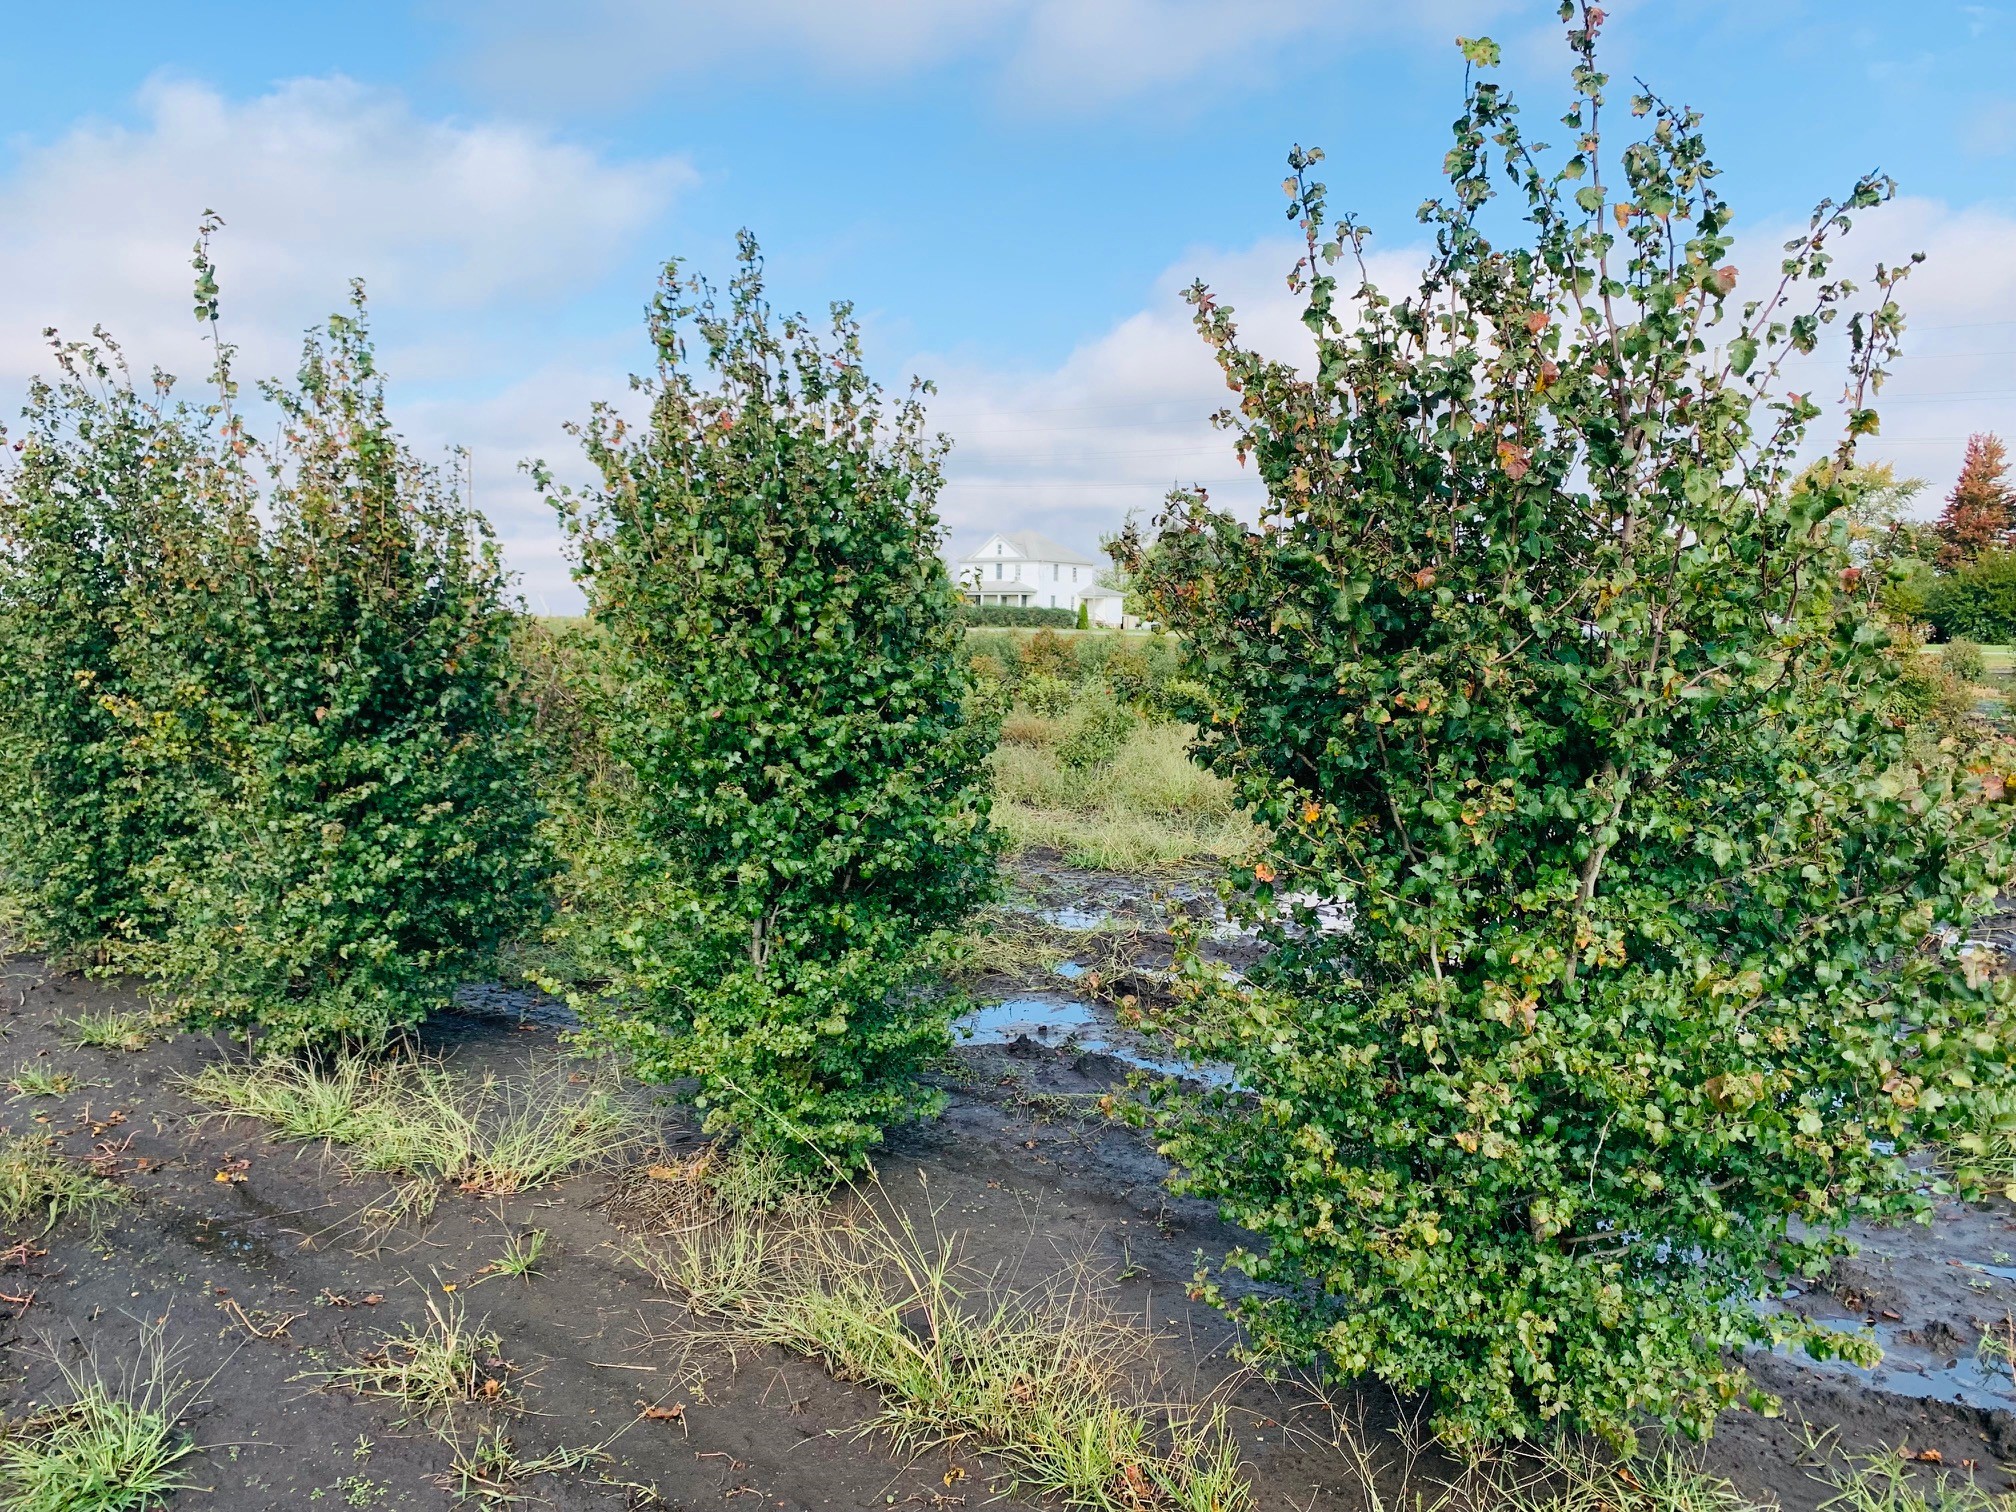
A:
[
  {"left": 440, "top": 1426, "right": 607, "bottom": 1504},
  {"left": 0, "top": 1326, "right": 201, "bottom": 1512},
  {"left": 487, "top": 1229, "right": 548, "bottom": 1282},
  {"left": 1977, "top": 1313, "right": 2016, "bottom": 1387},
  {"left": 633, "top": 1169, "right": 1251, "bottom": 1512},
  {"left": 317, "top": 1292, "right": 512, "bottom": 1420},
  {"left": 58, "top": 1008, "right": 164, "bottom": 1053},
  {"left": 1812, "top": 1438, "right": 2011, "bottom": 1512},
  {"left": 185, "top": 1051, "right": 637, "bottom": 1223},
  {"left": 6, "top": 1064, "right": 84, "bottom": 1100},
  {"left": 0, "top": 1135, "right": 125, "bottom": 1234}
]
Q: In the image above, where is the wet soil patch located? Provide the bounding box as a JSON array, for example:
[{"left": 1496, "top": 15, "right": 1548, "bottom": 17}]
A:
[{"left": 2, "top": 947, "right": 2014, "bottom": 1509}]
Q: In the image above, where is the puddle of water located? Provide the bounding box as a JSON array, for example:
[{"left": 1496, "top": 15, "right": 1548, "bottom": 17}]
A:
[
  {"left": 453, "top": 981, "right": 577, "bottom": 1030},
  {"left": 1952, "top": 1258, "right": 2016, "bottom": 1285},
  {"left": 955, "top": 994, "right": 1232, "bottom": 1085},
  {"left": 1037, "top": 904, "right": 1112, "bottom": 930},
  {"left": 1769, "top": 1322, "right": 2016, "bottom": 1415}
]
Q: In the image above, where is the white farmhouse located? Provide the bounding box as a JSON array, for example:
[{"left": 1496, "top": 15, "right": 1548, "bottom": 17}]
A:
[{"left": 953, "top": 531, "right": 1125, "bottom": 626}]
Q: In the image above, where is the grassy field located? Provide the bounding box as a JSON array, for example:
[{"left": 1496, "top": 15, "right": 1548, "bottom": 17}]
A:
[{"left": 987, "top": 716, "right": 1257, "bottom": 871}]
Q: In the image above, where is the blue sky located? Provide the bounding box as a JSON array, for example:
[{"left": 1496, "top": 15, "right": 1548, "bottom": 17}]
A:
[{"left": 3, "top": 1, "right": 2012, "bottom": 608}]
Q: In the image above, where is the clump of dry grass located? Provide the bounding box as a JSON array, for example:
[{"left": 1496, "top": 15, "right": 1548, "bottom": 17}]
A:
[
  {"left": 316, "top": 1292, "right": 514, "bottom": 1420},
  {"left": 627, "top": 1156, "right": 1250, "bottom": 1512},
  {"left": 184, "top": 1051, "right": 638, "bottom": 1223}
]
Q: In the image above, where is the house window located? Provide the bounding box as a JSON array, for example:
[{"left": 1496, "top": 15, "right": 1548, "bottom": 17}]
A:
[
  {"left": 994, "top": 564, "right": 1003, "bottom": 579},
  {"left": 1072, "top": 567, "right": 1079, "bottom": 582}
]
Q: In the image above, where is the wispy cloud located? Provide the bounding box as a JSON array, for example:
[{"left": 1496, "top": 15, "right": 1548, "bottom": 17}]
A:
[
  {"left": 447, "top": 0, "right": 1509, "bottom": 113},
  {"left": 0, "top": 74, "right": 693, "bottom": 608}
]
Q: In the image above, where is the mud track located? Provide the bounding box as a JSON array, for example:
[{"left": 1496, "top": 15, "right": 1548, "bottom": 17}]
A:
[{"left": 1, "top": 946, "right": 2013, "bottom": 1509}]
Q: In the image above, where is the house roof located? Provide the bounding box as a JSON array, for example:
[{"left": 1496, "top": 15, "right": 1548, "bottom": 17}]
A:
[{"left": 956, "top": 530, "right": 1097, "bottom": 567}]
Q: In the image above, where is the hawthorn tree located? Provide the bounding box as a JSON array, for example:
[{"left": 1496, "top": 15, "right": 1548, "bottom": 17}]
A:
[
  {"left": 1118, "top": 6, "right": 2016, "bottom": 1449},
  {"left": 544, "top": 235, "right": 995, "bottom": 1175},
  {"left": 129, "top": 276, "right": 548, "bottom": 1047},
  {"left": 0, "top": 334, "right": 218, "bottom": 957}
]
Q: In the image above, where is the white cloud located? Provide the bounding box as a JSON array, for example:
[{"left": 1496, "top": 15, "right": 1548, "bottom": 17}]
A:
[
  {"left": 452, "top": 0, "right": 1509, "bottom": 112},
  {"left": 1746, "top": 197, "right": 2016, "bottom": 507},
  {"left": 924, "top": 195, "right": 2016, "bottom": 559},
  {"left": 922, "top": 237, "right": 1424, "bottom": 560},
  {"left": 0, "top": 74, "right": 692, "bottom": 609}
]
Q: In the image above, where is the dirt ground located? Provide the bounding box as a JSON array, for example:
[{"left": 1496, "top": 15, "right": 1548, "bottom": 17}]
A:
[{"left": 4, "top": 929, "right": 2016, "bottom": 1509}]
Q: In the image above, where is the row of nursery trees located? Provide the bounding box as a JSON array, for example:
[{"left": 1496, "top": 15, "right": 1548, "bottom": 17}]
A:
[{"left": 4, "top": 4, "right": 2015, "bottom": 1456}]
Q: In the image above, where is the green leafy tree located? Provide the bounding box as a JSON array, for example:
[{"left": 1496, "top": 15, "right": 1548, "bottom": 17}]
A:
[
  {"left": 1117, "top": 7, "right": 2016, "bottom": 1449},
  {"left": 1927, "top": 549, "right": 2016, "bottom": 644},
  {"left": 0, "top": 334, "right": 218, "bottom": 957},
  {"left": 124, "top": 230, "right": 547, "bottom": 1046},
  {"left": 543, "top": 234, "right": 995, "bottom": 1175}
]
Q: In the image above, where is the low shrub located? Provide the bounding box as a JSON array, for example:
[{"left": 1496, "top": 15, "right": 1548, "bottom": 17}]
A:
[
  {"left": 958, "top": 604, "right": 1076, "bottom": 628},
  {"left": 1927, "top": 550, "right": 2016, "bottom": 643},
  {"left": 1057, "top": 696, "right": 1136, "bottom": 771},
  {"left": 1942, "top": 639, "right": 1988, "bottom": 684},
  {"left": 1021, "top": 673, "right": 1076, "bottom": 718},
  {"left": 1019, "top": 628, "right": 1079, "bottom": 680}
]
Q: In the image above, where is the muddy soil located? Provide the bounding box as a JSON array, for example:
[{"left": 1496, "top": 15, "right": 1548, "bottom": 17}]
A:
[{"left": 3, "top": 946, "right": 2014, "bottom": 1510}]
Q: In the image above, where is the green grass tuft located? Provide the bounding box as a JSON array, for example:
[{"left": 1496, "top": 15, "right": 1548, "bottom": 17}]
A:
[
  {"left": 58, "top": 1008, "right": 166, "bottom": 1053},
  {"left": 0, "top": 1135, "right": 125, "bottom": 1234},
  {"left": 183, "top": 1051, "right": 638, "bottom": 1224},
  {"left": 318, "top": 1292, "right": 511, "bottom": 1421},
  {"left": 486, "top": 1228, "right": 549, "bottom": 1282},
  {"left": 0, "top": 1329, "right": 200, "bottom": 1512},
  {"left": 634, "top": 1163, "right": 1251, "bottom": 1512},
  {"left": 6, "top": 1064, "right": 85, "bottom": 1100}
]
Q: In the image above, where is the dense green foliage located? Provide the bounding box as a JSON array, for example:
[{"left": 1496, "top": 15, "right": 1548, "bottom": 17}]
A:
[
  {"left": 0, "top": 232, "right": 546, "bottom": 1046},
  {"left": 1926, "top": 550, "right": 2016, "bottom": 644},
  {"left": 543, "top": 235, "right": 995, "bottom": 1175},
  {"left": 1119, "top": 8, "right": 2016, "bottom": 1449},
  {"left": 959, "top": 603, "right": 1077, "bottom": 628},
  {"left": 0, "top": 336, "right": 214, "bottom": 957}
]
